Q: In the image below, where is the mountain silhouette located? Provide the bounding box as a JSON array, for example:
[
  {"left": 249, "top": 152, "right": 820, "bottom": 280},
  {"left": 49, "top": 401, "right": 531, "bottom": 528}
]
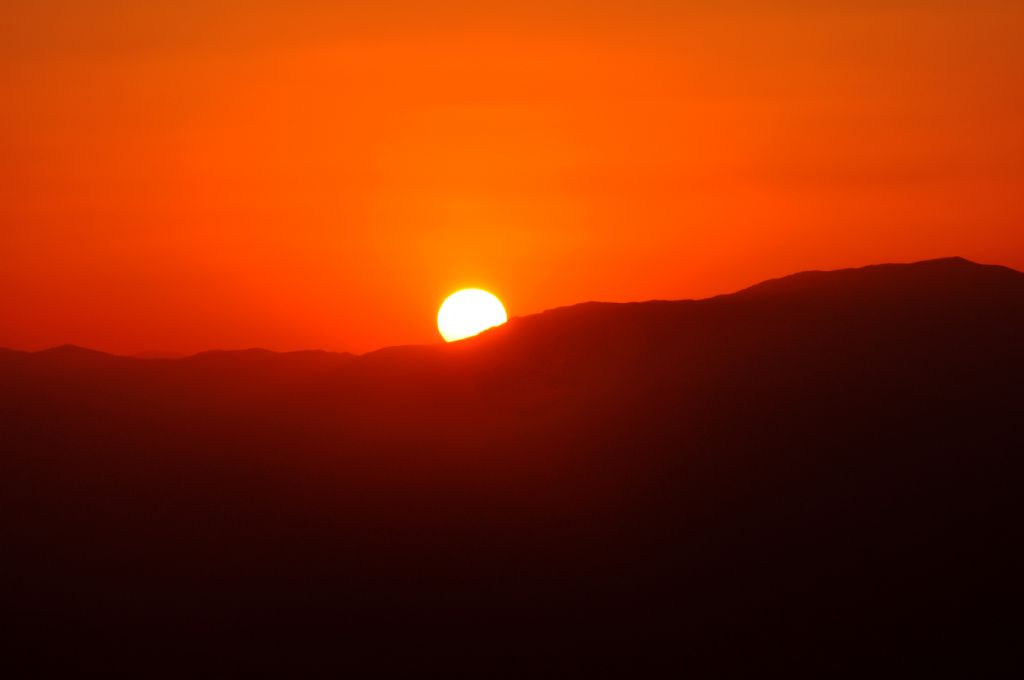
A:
[{"left": 2, "top": 257, "right": 1021, "bottom": 675}]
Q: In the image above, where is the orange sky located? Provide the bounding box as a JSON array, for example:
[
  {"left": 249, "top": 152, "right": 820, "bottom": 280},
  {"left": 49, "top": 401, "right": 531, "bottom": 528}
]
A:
[{"left": 2, "top": 1, "right": 1022, "bottom": 354}]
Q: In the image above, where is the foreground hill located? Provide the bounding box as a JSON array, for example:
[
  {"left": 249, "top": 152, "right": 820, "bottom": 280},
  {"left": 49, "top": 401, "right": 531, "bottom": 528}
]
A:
[{"left": 2, "top": 257, "right": 1022, "bottom": 674}]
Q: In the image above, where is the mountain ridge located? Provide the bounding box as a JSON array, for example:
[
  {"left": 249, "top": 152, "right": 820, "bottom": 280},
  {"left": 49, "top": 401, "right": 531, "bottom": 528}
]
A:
[
  {"left": 7, "top": 256, "right": 1018, "bottom": 360},
  {"left": 2, "top": 255, "right": 1021, "bottom": 673}
]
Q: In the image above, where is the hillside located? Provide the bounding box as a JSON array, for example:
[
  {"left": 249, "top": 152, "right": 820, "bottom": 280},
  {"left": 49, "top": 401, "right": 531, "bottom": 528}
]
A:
[{"left": 2, "top": 257, "right": 1022, "bottom": 674}]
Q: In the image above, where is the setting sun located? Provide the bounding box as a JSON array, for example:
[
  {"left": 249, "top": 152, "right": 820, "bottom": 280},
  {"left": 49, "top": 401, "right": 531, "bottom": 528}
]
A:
[
  {"left": 3, "top": 0, "right": 1022, "bottom": 669},
  {"left": 437, "top": 289, "right": 508, "bottom": 342}
]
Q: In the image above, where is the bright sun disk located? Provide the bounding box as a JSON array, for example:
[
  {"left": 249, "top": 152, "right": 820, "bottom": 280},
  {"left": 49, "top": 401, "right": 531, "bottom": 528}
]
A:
[{"left": 437, "top": 289, "right": 508, "bottom": 342}]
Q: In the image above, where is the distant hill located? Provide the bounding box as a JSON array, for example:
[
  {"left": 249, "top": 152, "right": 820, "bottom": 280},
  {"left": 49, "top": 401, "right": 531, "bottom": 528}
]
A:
[{"left": 2, "top": 257, "right": 1022, "bottom": 674}]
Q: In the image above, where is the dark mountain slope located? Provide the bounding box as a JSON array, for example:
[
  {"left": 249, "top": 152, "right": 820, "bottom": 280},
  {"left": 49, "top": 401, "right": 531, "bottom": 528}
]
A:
[{"left": 1, "top": 258, "right": 1022, "bottom": 674}]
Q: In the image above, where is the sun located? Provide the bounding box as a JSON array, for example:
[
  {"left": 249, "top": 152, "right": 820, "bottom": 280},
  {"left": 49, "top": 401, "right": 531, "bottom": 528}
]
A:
[{"left": 437, "top": 289, "right": 508, "bottom": 342}]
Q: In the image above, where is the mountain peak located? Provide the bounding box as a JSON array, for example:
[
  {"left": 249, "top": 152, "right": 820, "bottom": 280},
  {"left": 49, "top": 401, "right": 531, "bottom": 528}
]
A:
[
  {"left": 36, "top": 344, "right": 113, "bottom": 357},
  {"left": 729, "top": 256, "right": 1022, "bottom": 301}
]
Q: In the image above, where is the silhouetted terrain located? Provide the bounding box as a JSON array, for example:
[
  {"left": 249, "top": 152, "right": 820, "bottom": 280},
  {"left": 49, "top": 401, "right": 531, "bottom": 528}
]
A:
[{"left": 2, "top": 258, "right": 1022, "bottom": 674}]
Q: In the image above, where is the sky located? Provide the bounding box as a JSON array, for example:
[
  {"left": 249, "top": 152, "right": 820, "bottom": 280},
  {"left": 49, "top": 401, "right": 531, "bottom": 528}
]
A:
[{"left": 2, "top": 1, "right": 1022, "bottom": 354}]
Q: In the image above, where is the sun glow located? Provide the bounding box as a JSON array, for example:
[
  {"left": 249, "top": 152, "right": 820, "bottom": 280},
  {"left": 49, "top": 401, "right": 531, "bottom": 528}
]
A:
[{"left": 437, "top": 289, "right": 508, "bottom": 342}]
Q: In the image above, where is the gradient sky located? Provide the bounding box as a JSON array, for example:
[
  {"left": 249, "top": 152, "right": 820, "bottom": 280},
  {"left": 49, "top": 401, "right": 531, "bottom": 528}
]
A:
[{"left": 2, "top": 1, "right": 1022, "bottom": 354}]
